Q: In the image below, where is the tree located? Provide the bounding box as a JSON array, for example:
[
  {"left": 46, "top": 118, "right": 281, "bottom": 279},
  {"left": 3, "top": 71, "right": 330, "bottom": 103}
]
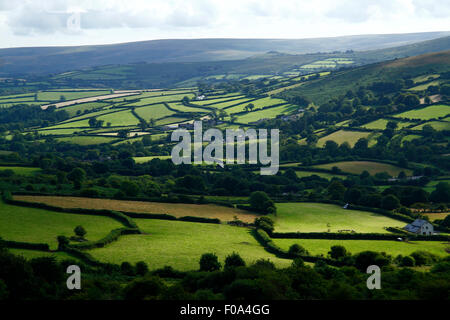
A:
[
  {"left": 120, "top": 181, "right": 139, "bottom": 197},
  {"left": 118, "top": 129, "right": 129, "bottom": 138},
  {"left": 288, "top": 244, "right": 308, "bottom": 256},
  {"left": 430, "top": 182, "right": 450, "bottom": 203},
  {"left": 57, "top": 235, "right": 69, "bottom": 250},
  {"left": 199, "top": 253, "right": 221, "bottom": 272},
  {"left": 224, "top": 252, "right": 246, "bottom": 269},
  {"left": 135, "top": 261, "right": 149, "bottom": 276},
  {"left": 328, "top": 245, "right": 348, "bottom": 260},
  {"left": 249, "top": 191, "right": 276, "bottom": 214},
  {"left": 254, "top": 216, "right": 274, "bottom": 233},
  {"left": 386, "top": 121, "right": 398, "bottom": 130},
  {"left": 327, "top": 181, "right": 346, "bottom": 200},
  {"left": 74, "top": 225, "right": 86, "bottom": 239},
  {"left": 67, "top": 167, "right": 86, "bottom": 189},
  {"left": 381, "top": 194, "right": 400, "bottom": 210}
]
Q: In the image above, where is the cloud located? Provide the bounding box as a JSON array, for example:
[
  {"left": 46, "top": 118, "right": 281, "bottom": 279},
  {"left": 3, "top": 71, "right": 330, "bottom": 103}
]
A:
[{"left": 0, "top": 0, "right": 448, "bottom": 46}]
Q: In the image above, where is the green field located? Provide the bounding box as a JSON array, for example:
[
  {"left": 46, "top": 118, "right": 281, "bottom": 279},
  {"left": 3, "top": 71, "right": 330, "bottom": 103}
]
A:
[
  {"left": 125, "top": 93, "right": 196, "bottom": 106},
  {"left": 135, "top": 104, "right": 176, "bottom": 120},
  {"left": 133, "top": 155, "right": 172, "bottom": 163},
  {"left": 61, "top": 102, "right": 110, "bottom": 117},
  {"left": 56, "top": 136, "right": 117, "bottom": 145},
  {"left": 37, "top": 90, "right": 110, "bottom": 101},
  {"left": 290, "top": 170, "right": 345, "bottom": 180},
  {"left": 8, "top": 249, "right": 80, "bottom": 261},
  {"left": 88, "top": 219, "right": 292, "bottom": 271},
  {"left": 408, "top": 80, "right": 441, "bottom": 91},
  {"left": 0, "top": 166, "right": 40, "bottom": 175},
  {"left": 394, "top": 104, "right": 450, "bottom": 120},
  {"left": 234, "top": 104, "right": 298, "bottom": 123},
  {"left": 312, "top": 161, "right": 412, "bottom": 176},
  {"left": 411, "top": 121, "right": 450, "bottom": 131},
  {"left": 167, "top": 103, "right": 209, "bottom": 113},
  {"left": 273, "top": 203, "right": 406, "bottom": 233},
  {"left": 361, "top": 119, "right": 414, "bottom": 130},
  {"left": 274, "top": 239, "right": 449, "bottom": 257},
  {"left": 97, "top": 110, "right": 140, "bottom": 126},
  {"left": 0, "top": 201, "right": 123, "bottom": 250},
  {"left": 317, "top": 130, "right": 376, "bottom": 147}
]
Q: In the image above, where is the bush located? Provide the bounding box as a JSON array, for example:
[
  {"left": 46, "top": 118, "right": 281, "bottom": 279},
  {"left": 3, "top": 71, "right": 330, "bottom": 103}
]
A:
[
  {"left": 135, "top": 261, "right": 149, "bottom": 276},
  {"left": 254, "top": 216, "right": 275, "bottom": 234},
  {"left": 400, "top": 256, "right": 415, "bottom": 267},
  {"left": 199, "top": 253, "right": 221, "bottom": 272},
  {"left": 328, "top": 245, "right": 348, "bottom": 260},
  {"left": 74, "top": 225, "right": 87, "bottom": 238},
  {"left": 123, "top": 276, "right": 165, "bottom": 300},
  {"left": 80, "top": 188, "right": 100, "bottom": 197},
  {"left": 249, "top": 191, "right": 276, "bottom": 214},
  {"left": 288, "top": 244, "right": 308, "bottom": 256},
  {"left": 410, "top": 251, "right": 439, "bottom": 266},
  {"left": 224, "top": 252, "right": 246, "bottom": 269},
  {"left": 120, "top": 262, "right": 135, "bottom": 276},
  {"left": 354, "top": 251, "right": 391, "bottom": 271}
]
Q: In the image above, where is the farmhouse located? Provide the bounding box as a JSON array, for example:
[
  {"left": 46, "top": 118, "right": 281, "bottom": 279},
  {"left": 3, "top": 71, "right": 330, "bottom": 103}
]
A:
[{"left": 404, "top": 219, "right": 434, "bottom": 235}]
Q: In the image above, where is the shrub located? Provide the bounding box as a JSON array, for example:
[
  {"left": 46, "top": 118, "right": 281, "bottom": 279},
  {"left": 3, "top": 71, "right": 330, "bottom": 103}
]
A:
[
  {"left": 120, "top": 262, "right": 135, "bottom": 276},
  {"left": 135, "top": 261, "right": 149, "bottom": 276},
  {"left": 224, "top": 252, "right": 246, "bottom": 269},
  {"left": 199, "top": 253, "right": 221, "bottom": 272},
  {"left": 123, "top": 276, "right": 165, "bottom": 300},
  {"left": 74, "top": 225, "right": 87, "bottom": 238},
  {"left": 328, "top": 245, "right": 348, "bottom": 260},
  {"left": 254, "top": 216, "right": 275, "bottom": 234},
  {"left": 400, "top": 256, "right": 415, "bottom": 267},
  {"left": 249, "top": 191, "right": 276, "bottom": 214},
  {"left": 288, "top": 244, "right": 308, "bottom": 256},
  {"left": 354, "top": 251, "right": 391, "bottom": 271},
  {"left": 410, "top": 251, "right": 439, "bottom": 266}
]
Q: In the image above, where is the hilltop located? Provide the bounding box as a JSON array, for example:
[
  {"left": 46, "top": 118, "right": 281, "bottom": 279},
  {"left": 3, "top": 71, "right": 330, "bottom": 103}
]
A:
[{"left": 0, "top": 31, "right": 449, "bottom": 76}]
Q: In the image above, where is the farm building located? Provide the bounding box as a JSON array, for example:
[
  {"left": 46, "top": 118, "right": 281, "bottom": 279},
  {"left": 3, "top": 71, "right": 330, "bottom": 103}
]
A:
[{"left": 403, "top": 219, "right": 434, "bottom": 235}]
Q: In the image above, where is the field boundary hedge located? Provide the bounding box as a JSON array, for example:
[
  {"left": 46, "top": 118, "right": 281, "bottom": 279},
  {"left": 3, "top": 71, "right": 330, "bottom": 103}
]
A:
[
  {"left": 252, "top": 228, "right": 344, "bottom": 266},
  {"left": 6, "top": 193, "right": 224, "bottom": 225},
  {"left": 70, "top": 227, "right": 141, "bottom": 250},
  {"left": 3, "top": 194, "right": 137, "bottom": 229},
  {"left": 0, "top": 239, "right": 50, "bottom": 251},
  {"left": 270, "top": 231, "right": 450, "bottom": 241}
]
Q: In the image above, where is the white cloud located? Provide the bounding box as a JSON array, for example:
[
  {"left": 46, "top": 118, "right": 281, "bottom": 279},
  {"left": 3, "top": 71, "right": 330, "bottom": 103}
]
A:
[{"left": 0, "top": 0, "right": 448, "bottom": 47}]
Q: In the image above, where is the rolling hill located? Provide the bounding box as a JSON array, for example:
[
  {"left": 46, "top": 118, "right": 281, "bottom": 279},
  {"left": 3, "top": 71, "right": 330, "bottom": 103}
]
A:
[{"left": 0, "top": 32, "right": 449, "bottom": 76}]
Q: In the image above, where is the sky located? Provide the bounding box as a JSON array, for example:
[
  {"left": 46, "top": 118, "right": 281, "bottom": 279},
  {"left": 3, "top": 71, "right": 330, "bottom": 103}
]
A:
[{"left": 0, "top": 0, "right": 449, "bottom": 48}]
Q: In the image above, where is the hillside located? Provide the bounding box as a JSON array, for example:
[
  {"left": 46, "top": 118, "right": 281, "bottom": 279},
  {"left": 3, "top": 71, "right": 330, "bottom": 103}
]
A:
[
  {"left": 0, "top": 32, "right": 449, "bottom": 76},
  {"left": 281, "top": 49, "right": 450, "bottom": 104}
]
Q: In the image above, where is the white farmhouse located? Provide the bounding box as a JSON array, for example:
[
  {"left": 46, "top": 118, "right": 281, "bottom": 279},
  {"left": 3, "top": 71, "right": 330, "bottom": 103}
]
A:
[{"left": 403, "top": 219, "right": 434, "bottom": 235}]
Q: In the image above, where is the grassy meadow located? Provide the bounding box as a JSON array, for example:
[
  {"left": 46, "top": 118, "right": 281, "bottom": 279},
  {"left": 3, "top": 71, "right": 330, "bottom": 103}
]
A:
[{"left": 272, "top": 202, "right": 406, "bottom": 233}]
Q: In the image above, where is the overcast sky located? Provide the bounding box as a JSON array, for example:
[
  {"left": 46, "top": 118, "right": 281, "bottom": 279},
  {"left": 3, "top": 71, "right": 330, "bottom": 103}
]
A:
[{"left": 1, "top": 0, "right": 449, "bottom": 48}]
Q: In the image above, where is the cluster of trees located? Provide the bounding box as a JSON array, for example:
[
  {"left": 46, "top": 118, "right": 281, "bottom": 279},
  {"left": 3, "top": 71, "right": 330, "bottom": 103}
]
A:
[{"left": 1, "top": 244, "right": 448, "bottom": 300}]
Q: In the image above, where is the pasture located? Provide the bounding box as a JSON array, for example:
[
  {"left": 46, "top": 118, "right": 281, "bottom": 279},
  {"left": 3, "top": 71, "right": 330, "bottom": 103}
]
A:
[
  {"left": 312, "top": 161, "right": 412, "bottom": 176},
  {"left": 411, "top": 121, "right": 450, "bottom": 131},
  {"left": 55, "top": 136, "right": 117, "bottom": 146},
  {"left": 317, "top": 130, "right": 376, "bottom": 147},
  {"left": 0, "top": 200, "right": 123, "bottom": 250},
  {"left": 361, "top": 119, "right": 414, "bottom": 130},
  {"left": 88, "top": 219, "right": 292, "bottom": 271},
  {"left": 0, "top": 166, "right": 40, "bottom": 175},
  {"left": 234, "top": 104, "right": 298, "bottom": 124},
  {"left": 272, "top": 202, "right": 406, "bottom": 233},
  {"left": 393, "top": 104, "right": 450, "bottom": 120},
  {"left": 13, "top": 195, "right": 259, "bottom": 223},
  {"left": 135, "top": 104, "right": 175, "bottom": 120},
  {"left": 273, "top": 239, "right": 449, "bottom": 258},
  {"left": 37, "top": 90, "right": 110, "bottom": 102}
]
